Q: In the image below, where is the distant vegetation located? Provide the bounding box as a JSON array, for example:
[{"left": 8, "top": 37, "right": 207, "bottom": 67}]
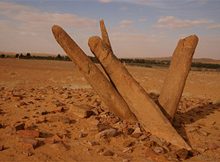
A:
[{"left": 1, "top": 52, "right": 220, "bottom": 71}]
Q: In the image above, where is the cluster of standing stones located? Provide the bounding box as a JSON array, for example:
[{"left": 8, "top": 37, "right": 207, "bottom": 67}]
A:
[{"left": 52, "top": 20, "right": 198, "bottom": 150}]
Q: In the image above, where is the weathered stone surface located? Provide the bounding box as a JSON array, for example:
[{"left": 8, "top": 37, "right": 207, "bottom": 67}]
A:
[
  {"left": 159, "top": 35, "right": 199, "bottom": 120},
  {"left": 88, "top": 21, "right": 191, "bottom": 150},
  {"left": 52, "top": 25, "right": 136, "bottom": 121}
]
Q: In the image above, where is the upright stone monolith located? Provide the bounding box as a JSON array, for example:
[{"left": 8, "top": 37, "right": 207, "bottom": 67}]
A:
[{"left": 159, "top": 35, "right": 199, "bottom": 121}]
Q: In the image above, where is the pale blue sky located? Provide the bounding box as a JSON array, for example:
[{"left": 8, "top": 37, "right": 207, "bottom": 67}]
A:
[{"left": 0, "top": 0, "right": 220, "bottom": 58}]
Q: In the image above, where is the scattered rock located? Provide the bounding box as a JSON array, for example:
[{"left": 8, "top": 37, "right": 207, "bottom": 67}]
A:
[
  {"left": 88, "top": 141, "right": 100, "bottom": 146},
  {"left": 102, "top": 150, "right": 114, "bottom": 156},
  {"left": 152, "top": 146, "right": 165, "bottom": 154},
  {"left": 97, "top": 123, "right": 111, "bottom": 132},
  {"left": 15, "top": 123, "right": 25, "bottom": 131},
  {"left": 17, "top": 130, "right": 40, "bottom": 138},
  {"left": 150, "top": 135, "right": 165, "bottom": 147},
  {"left": 176, "top": 148, "right": 190, "bottom": 160},
  {"left": 0, "top": 123, "right": 5, "bottom": 129},
  {"left": 44, "top": 134, "right": 62, "bottom": 144},
  {"left": 125, "top": 128, "right": 135, "bottom": 135},
  {"left": 122, "top": 147, "right": 133, "bottom": 153},
  {"left": 96, "top": 128, "right": 118, "bottom": 138},
  {"left": 208, "top": 143, "right": 220, "bottom": 150},
  {"left": 41, "top": 111, "right": 49, "bottom": 115},
  {"left": 123, "top": 140, "right": 135, "bottom": 147},
  {"left": 79, "top": 132, "right": 88, "bottom": 138},
  {"left": 20, "top": 138, "right": 40, "bottom": 150},
  {"left": 198, "top": 130, "right": 210, "bottom": 136},
  {"left": 68, "top": 104, "right": 94, "bottom": 118},
  {"left": 131, "top": 127, "right": 142, "bottom": 138},
  {"left": 0, "top": 145, "right": 4, "bottom": 151}
]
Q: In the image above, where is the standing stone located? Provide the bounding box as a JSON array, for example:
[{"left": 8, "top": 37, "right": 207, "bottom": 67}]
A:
[
  {"left": 52, "top": 25, "right": 136, "bottom": 121},
  {"left": 88, "top": 35, "right": 191, "bottom": 150},
  {"left": 159, "top": 35, "right": 199, "bottom": 120}
]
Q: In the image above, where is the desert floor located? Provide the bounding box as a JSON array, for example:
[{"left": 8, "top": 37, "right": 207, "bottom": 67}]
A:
[{"left": 0, "top": 58, "right": 219, "bottom": 162}]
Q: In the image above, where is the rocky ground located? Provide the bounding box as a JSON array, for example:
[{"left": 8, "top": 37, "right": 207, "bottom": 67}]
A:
[{"left": 0, "top": 59, "right": 220, "bottom": 162}]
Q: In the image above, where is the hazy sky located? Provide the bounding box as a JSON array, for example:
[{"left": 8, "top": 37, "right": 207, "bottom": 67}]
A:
[{"left": 0, "top": 0, "right": 220, "bottom": 59}]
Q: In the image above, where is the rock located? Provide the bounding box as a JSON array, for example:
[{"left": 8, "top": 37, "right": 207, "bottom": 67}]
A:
[
  {"left": 102, "top": 150, "right": 114, "bottom": 156},
  {"left": 208, "top": 143, "right": 220, "bottom": 150},
  {"left": 15, "top": 123, "right": 25, "bottom": 131},
  {"left": 79, "top": 132, "right": 88, "bottom": 138},
  {"left": 123, "top": 140, "right": 135, "bottom": 147},
  {"left": 20, "top": 138, "right": 40, "bottom": 149},
  {"left": 88, "top": 141, "right": 100, "bottom": 146},
  {"left": 96, "top": 128, "right": 118, "bottom": 138},
  {"left": 152, "top": 146, "right": 165, "bottom": 154},
  {"left": 17, "top": 130, "right": 40, "bottom": 138},
  {"left": 0, "top": 123, "right": 4, "bottom": 129},
  {"left": 150, "top": 135, "right": 165, "bottom": 146},
  {"left": 176, "top": 148, "right": 190, "bottom": 160},
  {"left": 198, "top": 130, "right": 209, "bottom": 136},
  {"left": 131, "top": 127, "right": 142, "bottom": 138},
  {"left": 68, "top": 104, "right": 94, "bottom": 118},
  {"left": 126, "top": 128, "right": 135, "bottom": 135},
  {"left": 97, "top": 123, "right": 111, "bottom": 132},
  {"left": 44, "top": 134, "right": 62, "bottom": 144},
  {"left": 0, "top": 145, "right": 4, "bottom": 151},
  {"left": 122, "top": 147, "right": 133, "bottom": 153}
]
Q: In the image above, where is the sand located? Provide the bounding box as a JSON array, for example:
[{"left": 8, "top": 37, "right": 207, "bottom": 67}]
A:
[{"left": 0, "top": 58, "right": 219, "bottom": 162}]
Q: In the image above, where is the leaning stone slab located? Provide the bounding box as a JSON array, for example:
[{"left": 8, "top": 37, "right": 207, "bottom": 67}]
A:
[
  {"left": 159, "top": 35, "right": 199, "bottom": 121},
  {"left": 88, "top": 35, "right": 191, "bottom": 150},
  {"left": 52, "top": 25, "right": 136, "bottom": 121}
]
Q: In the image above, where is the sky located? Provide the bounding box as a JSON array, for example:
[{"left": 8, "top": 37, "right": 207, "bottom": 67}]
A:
[{"left": 0, "top": 0, "right": 220, "bottom": 59}]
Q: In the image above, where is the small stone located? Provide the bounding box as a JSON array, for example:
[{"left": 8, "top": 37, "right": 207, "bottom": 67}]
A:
[
  {"left": 96, "top": 128, "right": 118, "bottom": 138},
  {"left": 122, "top": 147, "right": 133, "bottom": 153},
  {"left": 15, "top": 123, "right": 25, "bottom": 131},
  {"left": 68, "top": 104, "right": 94, "bottom": 118},
  {"left": 97, "top": 123, "right": 111, "bottom": 132},
  {"left": 17, "top": 130, "right": 40, "bottom": 138},
  {"left": 79, "top": 132, "right": 88, "bottom": 138},
  {"left": 126, "top": 128, "right": 135, "bottom": 135},
  {"left": 41, "top": 111, "right": 49, "bottom": 115},
  {"left": 150, "top": 135, "right": 165, "bottom": 146},
  {"left": 102, "top": 150, "right": 114, "bottom": 156},
  {"left": 152, "top": 146, "right": 165, "bottom": 154},
  {"left": 208, "top": 143, "right": 220, "bottom": 150},
  {"left": 198, "top": 130, "right": 209, "bottom": 136},
  {"left": 20, "top": 138, "right": 40, "bottom": 149},
  {"left": 122, "top": 159, "right": 130, "bottom": 162},
  {"left": 131, "top": 127, "right": 142, "bottom": 138},
  {"left": 88, "top": 141, "right": 100, "bottom": 146},
  {"left": 176, "top": 148, "right": 189, "bottom": 160},
  {"left": 0, "top": 123, "right": 5, "bottom": 129},
  {"left": 123, "top": 140, "right": 135, "bottom": 147},
  {"left": 44, "top": 134, "right": 62, "bottom": 144},
  {"left": 0, "top": 145, "right": 4, "bottom": 151}
]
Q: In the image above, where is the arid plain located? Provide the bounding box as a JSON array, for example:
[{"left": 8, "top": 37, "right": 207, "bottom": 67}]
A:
[{"left": 0, "top": 58, "right": 219, "bottom": 162}]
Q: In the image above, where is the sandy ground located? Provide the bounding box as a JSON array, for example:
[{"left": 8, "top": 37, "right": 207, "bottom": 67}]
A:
[{"left": 0, "top": 58, "right": 219, "bottom": 162}]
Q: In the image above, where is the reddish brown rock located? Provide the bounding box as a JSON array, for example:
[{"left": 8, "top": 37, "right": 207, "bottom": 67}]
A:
[{"left": 17, "top": 130, "right": 40, "bottom": 138}]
